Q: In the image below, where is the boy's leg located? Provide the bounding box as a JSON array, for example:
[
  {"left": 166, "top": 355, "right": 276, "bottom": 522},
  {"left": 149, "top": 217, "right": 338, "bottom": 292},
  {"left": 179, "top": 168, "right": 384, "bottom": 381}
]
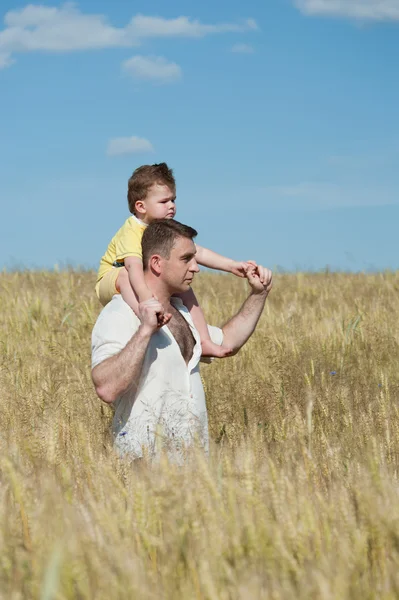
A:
[
  {"left": 116, "top": 268, "right": 140, "bottom": 317},
  {"left": 96, "top": 269, "right": 120, "bottom": 306},
  {"left": 118, "top": 267, "right": 163, "bottom": 326},
  {"left": 178, "top": 288, "right": 233, "bottom": 358}
]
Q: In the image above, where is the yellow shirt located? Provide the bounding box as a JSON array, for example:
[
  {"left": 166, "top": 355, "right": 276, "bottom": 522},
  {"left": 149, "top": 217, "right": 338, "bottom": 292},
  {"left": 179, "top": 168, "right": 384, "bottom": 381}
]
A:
[{"left": 97, "top": 216, "right": 147, "bottom": 283}]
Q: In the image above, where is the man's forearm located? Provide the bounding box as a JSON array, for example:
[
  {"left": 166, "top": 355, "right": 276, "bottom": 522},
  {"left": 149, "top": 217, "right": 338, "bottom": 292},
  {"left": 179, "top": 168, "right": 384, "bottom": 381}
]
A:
[
  {"left": 222, "top": 291, "right": 268, "bottom": 354},
  {"left": 92, "top": 325, "right": 152, "bottom": 404}
]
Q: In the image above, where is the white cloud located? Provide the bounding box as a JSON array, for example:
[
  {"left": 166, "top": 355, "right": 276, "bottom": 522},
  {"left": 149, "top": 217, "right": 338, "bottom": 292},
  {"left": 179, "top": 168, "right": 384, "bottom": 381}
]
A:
[
  {"left": 231, "top": 43, "right": 254, "bottom": 53},
  {"left": 122, "top": 55, "right": 182, "bottom": 83},
  {"left": 266, "top": 181, "right": 397, "bottom": 208},
  {"left": 0, "top": 52, "right": 14, "bottom": 69},
  {"left": 0, "top": 3, "right": 258, "bottom": 67},
  {"left": 295, "top": 0, "right": 399, "bottom": 21},
  {"left": 107, "top": 136, "right": 154, "bottom": 157},
  {"left": 1, "top": 3, "right": 132, "bottom": 53},
  {"left": 129, "top": 15, "right": 258, "bottom": 37}
]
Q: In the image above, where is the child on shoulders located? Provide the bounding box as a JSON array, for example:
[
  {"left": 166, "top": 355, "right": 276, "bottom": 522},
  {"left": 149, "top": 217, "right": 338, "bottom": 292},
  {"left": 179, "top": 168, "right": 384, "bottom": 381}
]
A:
[{"left": 96, "top": 163, "right": 256, "bottom": 358}]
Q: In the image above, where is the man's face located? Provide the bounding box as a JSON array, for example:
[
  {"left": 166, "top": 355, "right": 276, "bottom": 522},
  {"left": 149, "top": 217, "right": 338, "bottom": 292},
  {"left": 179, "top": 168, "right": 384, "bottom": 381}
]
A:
[
  {"left": 160, "top": 236, "right": 200, "bottom": 294},
  {"left": 138, "top": 184, "right": 176, "bottom": 223}
]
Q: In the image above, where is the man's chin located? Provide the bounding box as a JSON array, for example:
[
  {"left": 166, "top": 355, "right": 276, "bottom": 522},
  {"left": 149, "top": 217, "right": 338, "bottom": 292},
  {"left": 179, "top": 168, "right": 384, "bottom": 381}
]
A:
[
  {"left": 169, "top": 283, "right": 190, "bottom": 296},
  {"left": 176, "top": 281, "right": 193, "bottom": 293}
]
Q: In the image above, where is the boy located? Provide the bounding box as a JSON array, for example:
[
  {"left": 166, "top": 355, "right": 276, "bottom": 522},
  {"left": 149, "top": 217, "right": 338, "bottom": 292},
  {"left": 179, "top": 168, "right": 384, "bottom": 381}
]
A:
[{"left": 96, "top": 163, "right": 255, "bottom": 357}]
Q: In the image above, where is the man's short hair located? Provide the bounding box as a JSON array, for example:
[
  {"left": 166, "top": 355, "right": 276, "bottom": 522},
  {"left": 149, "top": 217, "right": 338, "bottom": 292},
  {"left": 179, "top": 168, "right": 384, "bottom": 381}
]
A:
[
  {"left": 142, "top": 219, "right": 198, "bottom": 270},
  {"left": 127, "top": 163, "right": 176, "bottom": 215}
]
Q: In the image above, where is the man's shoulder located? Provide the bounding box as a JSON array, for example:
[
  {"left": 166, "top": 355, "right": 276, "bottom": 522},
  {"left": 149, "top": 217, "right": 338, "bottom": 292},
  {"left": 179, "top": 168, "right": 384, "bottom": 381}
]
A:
[
  {"left": 94, "top": 296, "right": 139, "bottom": 329},
  {"left": 91, "top": 297, "right": 140, "bottom": 368}
]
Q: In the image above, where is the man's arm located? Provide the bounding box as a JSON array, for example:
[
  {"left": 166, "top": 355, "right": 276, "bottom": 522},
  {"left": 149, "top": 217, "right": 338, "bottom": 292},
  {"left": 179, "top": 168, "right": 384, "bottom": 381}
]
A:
[
  {"left": 221, "top": 266, "right": 273, "bottom": 355},
  {"left": 92, "top": 298, "right": 171, "bottom": 404},
  {"left": 92, "top": 325, "right": 152, "bottom": 404}
]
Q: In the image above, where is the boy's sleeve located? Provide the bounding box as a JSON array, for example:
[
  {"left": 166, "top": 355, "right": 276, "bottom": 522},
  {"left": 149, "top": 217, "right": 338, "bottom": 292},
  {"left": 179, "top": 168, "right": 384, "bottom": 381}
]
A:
[{"left": 115, "top": 223, "right": 143, "bottom": 261}]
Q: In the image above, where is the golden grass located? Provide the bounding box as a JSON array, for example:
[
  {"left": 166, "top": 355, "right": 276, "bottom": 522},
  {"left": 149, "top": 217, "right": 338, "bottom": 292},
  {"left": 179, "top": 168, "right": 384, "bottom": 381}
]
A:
[{"left": 1, "top": 270, "right": 399, "bottom": 599}]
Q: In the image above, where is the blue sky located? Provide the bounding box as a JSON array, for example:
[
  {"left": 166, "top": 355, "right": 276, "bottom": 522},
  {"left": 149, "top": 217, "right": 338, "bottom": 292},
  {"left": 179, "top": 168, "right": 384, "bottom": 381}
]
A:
[{"left": 0, "top": 0, "right": 398, "bottom": 272}]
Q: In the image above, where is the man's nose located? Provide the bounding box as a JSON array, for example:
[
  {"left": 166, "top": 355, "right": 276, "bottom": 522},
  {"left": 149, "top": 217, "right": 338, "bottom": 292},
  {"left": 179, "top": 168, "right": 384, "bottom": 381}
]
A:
[{"left": 190, "top": 259, "right": 200, "bottom": 273}]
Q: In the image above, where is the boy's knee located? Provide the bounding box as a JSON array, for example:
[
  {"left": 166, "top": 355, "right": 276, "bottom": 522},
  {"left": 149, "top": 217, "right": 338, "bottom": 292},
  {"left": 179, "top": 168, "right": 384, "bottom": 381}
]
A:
[{"left": 116, "top": 267, "right": 129, "bottom": 292}]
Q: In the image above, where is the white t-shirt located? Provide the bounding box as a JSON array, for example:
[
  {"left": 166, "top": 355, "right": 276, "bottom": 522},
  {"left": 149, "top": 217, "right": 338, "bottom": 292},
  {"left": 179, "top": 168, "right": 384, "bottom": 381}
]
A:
[{"left": 91, "top": 295, "right": 223, "bottom": 459}]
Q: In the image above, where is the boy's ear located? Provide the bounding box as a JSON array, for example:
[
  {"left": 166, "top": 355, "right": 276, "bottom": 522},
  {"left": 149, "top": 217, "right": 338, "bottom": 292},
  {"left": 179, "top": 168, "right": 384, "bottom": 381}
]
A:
[{"left": 135, "top": 201, "right": 146, "bottom": 215}]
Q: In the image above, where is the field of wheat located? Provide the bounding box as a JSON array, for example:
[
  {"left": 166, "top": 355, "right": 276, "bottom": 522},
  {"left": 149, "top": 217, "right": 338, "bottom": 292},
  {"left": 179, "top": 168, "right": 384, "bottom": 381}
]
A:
[{"left": 1, "top": 270, "right": 399, "bottom": 599}]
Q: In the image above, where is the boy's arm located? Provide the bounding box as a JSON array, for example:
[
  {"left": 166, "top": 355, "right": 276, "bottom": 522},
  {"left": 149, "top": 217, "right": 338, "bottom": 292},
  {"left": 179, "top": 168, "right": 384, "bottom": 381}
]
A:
[
  {"left": 195, "top": 245, "right": 253, "bottom": 278},
  {"left": 124, "top": 256, "right": 153, "bottom": 302}
]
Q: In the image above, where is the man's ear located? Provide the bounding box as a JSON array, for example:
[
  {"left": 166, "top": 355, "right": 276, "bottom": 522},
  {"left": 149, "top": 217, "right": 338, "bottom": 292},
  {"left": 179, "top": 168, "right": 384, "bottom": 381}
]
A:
[
  {"left": 135, "top": 201, "right": 146, "bottom": 216},
  {"left": 149, "top": 254, "right": 162, "bottom": 275}
]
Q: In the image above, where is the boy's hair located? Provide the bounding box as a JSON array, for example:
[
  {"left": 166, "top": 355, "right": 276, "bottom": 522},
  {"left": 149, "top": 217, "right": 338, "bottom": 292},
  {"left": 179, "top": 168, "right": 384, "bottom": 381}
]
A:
[
  {"left": 142, "top": 219, "right": 197, "bottom": 271},
  {"left": 127, "top": 163, "right": 176, "bottom": 215}
]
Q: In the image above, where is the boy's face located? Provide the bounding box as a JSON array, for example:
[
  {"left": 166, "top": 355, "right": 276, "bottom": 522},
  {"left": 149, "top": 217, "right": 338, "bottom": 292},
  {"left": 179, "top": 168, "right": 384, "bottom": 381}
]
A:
[{"left": 136, "top": 183, "right": 176, "bottom": 223}]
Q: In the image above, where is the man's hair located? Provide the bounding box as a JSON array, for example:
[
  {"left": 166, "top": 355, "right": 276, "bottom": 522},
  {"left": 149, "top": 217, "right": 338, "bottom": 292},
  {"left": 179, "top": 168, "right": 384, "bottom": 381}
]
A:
[
  {"left": 127, "top": 163, "right": 176, "bottom": 215},
  {"left": 142, "top": 219, "right": 198, "bottom": 270}
]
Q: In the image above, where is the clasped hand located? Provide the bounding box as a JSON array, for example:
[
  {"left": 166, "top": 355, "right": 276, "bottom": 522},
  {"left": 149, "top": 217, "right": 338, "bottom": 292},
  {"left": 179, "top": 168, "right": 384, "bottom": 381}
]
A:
[
  {"left": 138, "top": 297, "right": 172, "bottom": 334},
  {"left": 245, "top": 263, "right": 273, "bottom": 294}
]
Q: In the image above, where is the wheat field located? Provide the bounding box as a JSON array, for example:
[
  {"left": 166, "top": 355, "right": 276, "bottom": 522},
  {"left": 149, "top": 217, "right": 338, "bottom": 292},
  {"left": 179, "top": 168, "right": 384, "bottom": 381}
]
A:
[{"left": 1, "top": 270, "right": 399, "bottom": 599}]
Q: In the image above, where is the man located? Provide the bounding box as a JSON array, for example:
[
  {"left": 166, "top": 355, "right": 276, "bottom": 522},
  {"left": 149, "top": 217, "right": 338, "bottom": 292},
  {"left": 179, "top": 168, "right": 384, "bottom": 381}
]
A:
[{"left": 91, "top": 219, "right": 272, "bottom": 459}]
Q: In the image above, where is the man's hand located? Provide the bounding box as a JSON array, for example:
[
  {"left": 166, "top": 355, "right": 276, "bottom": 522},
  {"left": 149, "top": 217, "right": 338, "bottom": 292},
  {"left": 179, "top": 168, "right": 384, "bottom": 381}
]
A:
[
  {"left": 245, "top": 264, "right": 273, "bottom": 295},
  {"left": 138, "top": 297, "right": 172, "bottom": 335},
  {"left": 230, "top": 259, "right": 258, "bottom": 278},
  {"left": 221, "top": 264, "right": 273, "bottom": 356}
]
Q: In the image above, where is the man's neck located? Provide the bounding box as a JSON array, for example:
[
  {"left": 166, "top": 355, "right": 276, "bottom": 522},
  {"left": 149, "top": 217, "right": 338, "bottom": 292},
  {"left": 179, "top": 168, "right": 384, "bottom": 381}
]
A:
[{"left": 143, "top": 273, "right": 172, "bottom": 307}]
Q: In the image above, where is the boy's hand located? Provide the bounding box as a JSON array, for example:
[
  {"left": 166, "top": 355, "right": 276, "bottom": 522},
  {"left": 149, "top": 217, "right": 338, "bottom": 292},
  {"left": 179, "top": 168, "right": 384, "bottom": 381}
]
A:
[{"left": 230, "top": 260, "right": 258, "bottom": 278}]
